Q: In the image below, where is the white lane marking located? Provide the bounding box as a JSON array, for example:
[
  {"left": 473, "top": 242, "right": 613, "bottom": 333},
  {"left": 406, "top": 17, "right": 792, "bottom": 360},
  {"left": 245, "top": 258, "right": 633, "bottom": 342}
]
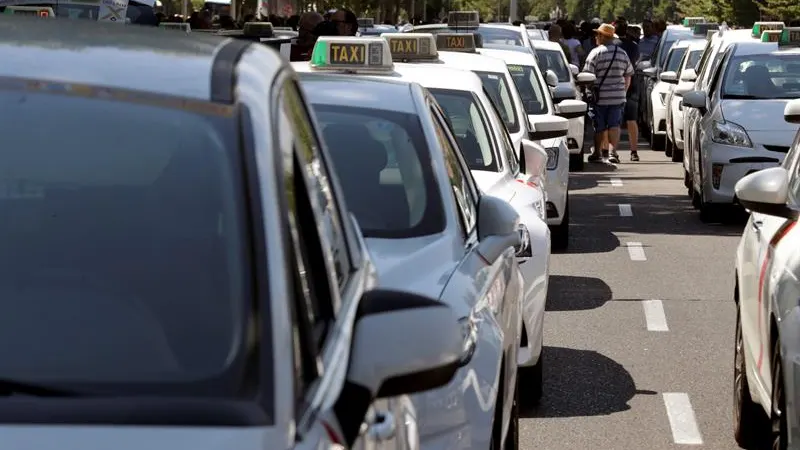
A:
[
  {"left": 610, "top": 177, "right": 623, "bottom": 187},
  {"left": 642, "top": 300, "right": 669, "bottom": 331},
  {"left": 663, "top": 393, "right": 704, "bottom": 445},
  {"left": 626, "top": 242, "right": 647, "bottom": 261},
  {"left": 618, "top": 204, "right": 633, "bottom": 216}
]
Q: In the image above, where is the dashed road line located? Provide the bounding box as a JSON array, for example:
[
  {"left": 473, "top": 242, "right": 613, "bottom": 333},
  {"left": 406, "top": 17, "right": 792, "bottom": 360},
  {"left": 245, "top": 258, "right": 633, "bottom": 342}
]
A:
[
  {"left": 663, "top": 393, "right": 703, "bottom": 445},
  {"left": 626, "top": 242, "right": 647, "bottom": 261},
  {"left": 642, "top": 300, "right": 669, "bottom": 331},
  {"left": 618, "top": 204, "right": 633, "bottom": 216},
  {"left": 610, "top": 177, "right": 623, "bottom": 187}
]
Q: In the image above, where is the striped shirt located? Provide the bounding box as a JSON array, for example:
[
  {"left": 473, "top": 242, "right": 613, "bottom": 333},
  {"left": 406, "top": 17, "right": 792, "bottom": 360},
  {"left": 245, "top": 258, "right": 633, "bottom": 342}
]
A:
[{"left": 583, "top": 44, "right": 633, "bottom": 106}]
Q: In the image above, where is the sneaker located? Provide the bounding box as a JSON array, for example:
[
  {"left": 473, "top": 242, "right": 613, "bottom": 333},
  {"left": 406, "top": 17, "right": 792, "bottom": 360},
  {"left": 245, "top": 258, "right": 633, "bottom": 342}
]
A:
[
  {"left": 630, "top": 152, "right": 640, "bottom": 162},
  {"left": 608, "top": 151, "right": 620, "bottom": 164},
  {"left": 587, "top": 153, "right": 603, "bottom": 163}
]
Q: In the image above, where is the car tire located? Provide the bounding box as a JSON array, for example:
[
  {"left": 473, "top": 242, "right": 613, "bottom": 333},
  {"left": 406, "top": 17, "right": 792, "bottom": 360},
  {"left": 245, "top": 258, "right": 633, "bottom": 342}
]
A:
[
  {"left": 770, "top": 339, "right": 788, "bottom": 450},
  {"left": 699, "top": 200, "right": 721, "bottom": 223},
  {"left": 505, "top": 381, "right": 520, "bottom": 450},
  {"left": 665, "top": 137, "right": 673, "bottom": 157},
  {"left": 672, "top": 147, "right": 683, "bottom": 163},
  {"left": 684, "top": 169, "right": 691, "bottom": 189},
  {"left": 733, "top": 307, "right": 768, "bottom": 448},
  {"left": 550, "top": 197, "right": 569, "bottom": 251},
  {"left": 519, "top": 356, "right": 543, "bottom": 406},
  {"left": 651, "top": 134, "right": 665, "bottom": 151},
  {"left": 569, "top": 153, "right": 584, "bottom": 171}
]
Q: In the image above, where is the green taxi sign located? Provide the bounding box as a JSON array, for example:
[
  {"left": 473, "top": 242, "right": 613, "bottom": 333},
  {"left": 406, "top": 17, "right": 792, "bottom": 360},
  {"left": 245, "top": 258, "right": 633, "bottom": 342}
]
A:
[
  {"left": 752, "top": 21, "right": 784, "bottom": 38},
  {"left": 682, "top": 16, "right": 705, "bottom": 27},
  {"left": 357, "top": 17, "right": 374, "bottom": 28},
  {"left": 382, "top": 33, "right": 438, "bottom": 61},
  {"left": 692, "top": 23, "right": 718, "bottom": 36},
  {"left": 771, "top": 27, "right": 800, "bottom": 46},
  {"left": 310, "top": 36, "right": 393, "bottom": 73},
  {"left": 436, "top": 32, "right": 477, "bottom": 53},
  {"left": 4, "top": 6, "right": 55, "bottom": 17}
]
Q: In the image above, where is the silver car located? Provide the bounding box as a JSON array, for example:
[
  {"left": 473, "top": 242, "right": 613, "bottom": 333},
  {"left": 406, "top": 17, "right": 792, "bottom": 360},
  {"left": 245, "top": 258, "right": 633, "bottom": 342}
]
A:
[
  {"left": 0, "top": 16, "right": 464, "bottom": 450},
  {"left": 298, "top": 73, "right": 525, "bottom": 450}
]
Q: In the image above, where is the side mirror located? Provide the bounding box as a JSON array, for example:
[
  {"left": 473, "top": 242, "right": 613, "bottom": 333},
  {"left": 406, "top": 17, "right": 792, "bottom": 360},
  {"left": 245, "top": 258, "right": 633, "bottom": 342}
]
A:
[
  {"left": 545, "top": 69, "right": 559, "bottom": 87},
  {"left": 682, "top": 90, "right": 707, "bottom": 113},
  {"left": 476, "top": 195, "right": 521, "bottom": 263},
  {"left": 636, "top": 60, "right": 652, "bottom": 71},
  {"left": 337, "top": 289, "right": 462, "bottom": 445},
  {"left": 551, "top": 85, "right": 575, "bottom": 103},
  {"left": 555, "top": 99, "right": 587, "bottom": 119},
  {"left": 785, "top": 99, "right": 800, "bottom": 124},
  {"left": 659, "top": 70, "right": 678, "bottom": 83},
  {"left": 735, "top": 167, "right": 798, "bottom": 220},
  {"left": 575, "top": 72, "right": 596, "bottom": 85},
  {"left": 519, "top": 138, "right": 548, "bottom": 176},
  {"left": 569, "top": 63, "right": 579, "bottom": 75},
  {"left": 680, "top": 68, "right": 697, "bottom": 82},
  {"left": 643, "top": 67, "right": 658, "bottom": 77},
  {"left": 528, "top": 114, "right": 569, "bottom": 140}
]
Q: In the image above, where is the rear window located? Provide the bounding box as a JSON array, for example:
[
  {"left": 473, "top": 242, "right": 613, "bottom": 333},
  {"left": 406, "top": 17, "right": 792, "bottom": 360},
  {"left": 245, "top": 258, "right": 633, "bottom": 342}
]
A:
[
  {"left": 312, "top": 104, "right": 445, "bottom": 239},
  {"left": 536, "top": 49, "right": 571, "bottom": 82},
  {"left": 429, "top": 88, "right": 499, "bottom": 171},
  {"left": 666, "top": 47, "right": 688, "bottom": 72},
  {"left": 506, "top": 64, "right": 549, "bottom": 114},
  {"left": 0, "top": 88, "right": 252, "bottom": 391},
  {"left": 686, "top": 49, "right": 703, "bottom": 70},
  {"left": 474, "top": 71, "right": 520, "bottom": 133}
]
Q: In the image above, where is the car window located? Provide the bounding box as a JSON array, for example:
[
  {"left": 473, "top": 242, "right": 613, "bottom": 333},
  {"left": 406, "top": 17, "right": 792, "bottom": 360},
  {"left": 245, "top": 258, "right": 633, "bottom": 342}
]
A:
[
  {"left": 483, "top": 94, "right": 521, "bottom": 176},
  {"left": 507, "top": 64, "right": 550, "bottom": 115},
  {"left": 474, "top": 71, "right": 520, "bottom": 133},
  {"left": 666, "top": 47, "right": 688, "bottom": 72},
  {"left": 429, "top": 88, "right": 499, "bottom": 172},
  {"left": 0, "top": 87, "right": 251, "bottom": 389},
  {"left": 310, "top": 104, "right": 445, "bottom": 239},
  {"left": 720, "top": 52, "right": 800, "bottom": 100},
  {"left": 658, "top": 40, "right": 677, "bottom": 68},
  {"left": 536, "top": 49, "right": 571, "bottom": 82},
  {"left": 281, "top": 80, "right": 350, "bottom": 292},
  {"left": 429, "top": 107, "right": 478, "bottom": 237},
  {"left": 694, "top": 40, "right": 716, "bottom": 81},
  {"left": 686, "top": 49, "right": 703, "bottom": 71},
  {"left": 787, "top": 132, "right": 800, "bottom": 205}
]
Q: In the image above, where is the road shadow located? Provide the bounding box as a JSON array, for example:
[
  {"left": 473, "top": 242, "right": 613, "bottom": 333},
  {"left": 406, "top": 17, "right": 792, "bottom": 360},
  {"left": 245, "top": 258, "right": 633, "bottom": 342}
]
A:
[
  {"left": 557, "top": 220, "right": 621, "bottom": 254},
  {"left": 520, "top": 347, "right": 656, "bottom": 418},
  {"left": 546, "top": 275, "right": 612, "bottom": 311}
]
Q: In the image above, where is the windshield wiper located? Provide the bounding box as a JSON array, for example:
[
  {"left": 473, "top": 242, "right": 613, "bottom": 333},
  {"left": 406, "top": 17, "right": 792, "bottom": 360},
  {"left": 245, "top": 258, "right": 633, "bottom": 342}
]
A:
[
  {"left": 0, "top": 378, "right": 79, "bottom": 397},
  {"left": 723, "top": 94, "right": 761, "bottom": 99}
]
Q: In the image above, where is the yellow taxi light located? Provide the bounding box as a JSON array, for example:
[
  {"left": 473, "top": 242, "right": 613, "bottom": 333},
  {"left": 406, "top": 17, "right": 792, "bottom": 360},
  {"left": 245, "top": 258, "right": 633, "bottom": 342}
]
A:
[
  {"left": 752, "top": 21, "right": 784, "bottom": 38},
  {"left": 382, "top": 33, "right": 438, "bottom": 61},
  {"left": 436, "top": 32, "right": 477, "bottom": 53},
  {"left": 682, "top": 16, "right": 705, "bottom": 27},
  {"left": 448, "top": 10, "right": 479, "bottom": 28},
  {"left": 310, "top": 36, "right": 393, "bottom": 73},
  {"left": 3, "top": 6, "right": 55, "bottom": 17},
  {"left": 357, "top": 17, "right": 374, "bottom": 28},
  {"left": 243, "top": 22, "right": 274, "bottom": 37}
]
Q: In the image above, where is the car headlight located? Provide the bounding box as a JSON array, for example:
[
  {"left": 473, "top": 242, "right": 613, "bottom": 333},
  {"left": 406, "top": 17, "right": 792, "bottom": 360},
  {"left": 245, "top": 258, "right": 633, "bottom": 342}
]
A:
[
  {"left": 659, "top": 92, "right": 667, "bottom": 105},
  {"left": 545, "top": 147, "right": 558, "bottom": 170},
  {"left": 711, "top": 120, "right": 752, "bottom": 147}
]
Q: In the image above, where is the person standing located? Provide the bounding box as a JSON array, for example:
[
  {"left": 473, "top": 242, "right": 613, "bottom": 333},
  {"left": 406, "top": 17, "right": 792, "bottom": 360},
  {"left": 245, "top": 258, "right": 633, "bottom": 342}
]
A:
[
  {"left": 547, "top": 24, "right": 572, "bottom": 60},
  {"left": 638, "top": 20, "right": 659, "bottom": 61},
  {"left": 583, "top": 23, "right": 634, "bottom": 163},
  {"left": 330, "top": 8, "right": 358, "bottom": 36},
  {"left": 290, "top": 12, "right": 323, "bottom": 61},
  {"left": 614, "top": 20, "right": 641, "bottom": 161}
]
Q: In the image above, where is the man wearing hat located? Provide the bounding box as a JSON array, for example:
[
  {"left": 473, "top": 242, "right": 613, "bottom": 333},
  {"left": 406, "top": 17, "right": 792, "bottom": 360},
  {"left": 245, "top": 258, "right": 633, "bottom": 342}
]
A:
[{"left": 583, "top": 22, "right": 634, "bottom": 163}]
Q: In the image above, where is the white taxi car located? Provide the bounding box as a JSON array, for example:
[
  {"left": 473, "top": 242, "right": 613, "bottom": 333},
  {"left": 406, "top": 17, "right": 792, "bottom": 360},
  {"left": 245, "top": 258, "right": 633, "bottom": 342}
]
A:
[
  {"left": 664, "top": 39, "right": 705, "bottom": 163},
  {"left": 294, "top": 36, "right": 525, "bottom": 450},
  {"left": 650, "top": 38, "right": 702, "bottom": 151},
  {"left": 733, "top": 99, "right": 800, "bottom": 450},
  {"left": 477, "top": 46, "right": 588, "bottom": 248},
  {"left": 683, "top": 26, "right": 800, "bottom": 222}
]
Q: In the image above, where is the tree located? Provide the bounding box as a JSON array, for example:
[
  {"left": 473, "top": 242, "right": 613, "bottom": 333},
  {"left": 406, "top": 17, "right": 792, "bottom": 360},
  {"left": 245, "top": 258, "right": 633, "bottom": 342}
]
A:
[{"left": 760, "top": 0, "right": 800, "bottom": 22}]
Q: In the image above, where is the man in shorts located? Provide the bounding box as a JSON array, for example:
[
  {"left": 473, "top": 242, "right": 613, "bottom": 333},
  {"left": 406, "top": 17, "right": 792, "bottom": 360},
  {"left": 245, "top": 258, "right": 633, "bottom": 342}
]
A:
[
  {"left": 615, "top": 19, "right": 641, "bottom": 161},
  {"left": 583, "top": 23, "right": 634, "bottom": 163}
]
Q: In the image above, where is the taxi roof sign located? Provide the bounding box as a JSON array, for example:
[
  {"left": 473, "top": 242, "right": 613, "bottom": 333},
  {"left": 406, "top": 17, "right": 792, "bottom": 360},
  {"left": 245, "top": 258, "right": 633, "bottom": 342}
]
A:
[
  {"left": 357, "top": 17, "right": 374, "bottom": 28},
  {"left": 682, "top": 16, "right": 705, "bottom": 27},
  {"left": 447, "top": 11, "right": 479, "bottom": 28},
  {"left": 436, "top": 32, "right": 477, "bottom": 53},
  {"left": 382, "top": 33, "right": 438, "bottom": 61},
  {"left": 160, "top": 22, "right": 191, "bottom": 32},
  {"left": 310, "top": 36, "right": 393, "bottom": 73},
  {"left": 765, "top": 27, "right": 800, "bottom": 46},
  {"left": 243, "top": 21, "right": 274, "bottom": 37},
  {"left": 752, "top": 21, "right": 784, "bottom": 38},
  {"left": 692, "top": 22, "right": 718, "bottom": 36},
  {"left": 3, "top": 6, "right": 55, "bottom": 17},
  {"left": 760, "top": 29, "right": 783, "bottom": 42}
]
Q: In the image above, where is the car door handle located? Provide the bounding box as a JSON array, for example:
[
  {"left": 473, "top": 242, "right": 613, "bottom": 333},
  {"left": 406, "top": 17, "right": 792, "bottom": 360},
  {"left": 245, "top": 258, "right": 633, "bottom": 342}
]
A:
[
  {"left": 367, "top": 411, "right": 396, "bottom": 441},
  {"left": 752, "top": 219, "right": 763, "bottom": 231}
]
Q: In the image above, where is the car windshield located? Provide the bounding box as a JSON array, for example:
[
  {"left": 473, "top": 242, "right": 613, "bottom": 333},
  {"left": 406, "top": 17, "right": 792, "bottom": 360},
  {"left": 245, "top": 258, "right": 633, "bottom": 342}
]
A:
[
  {"left": 429, "top": 88, "right": 499, "bottom": 172},
  {"left": 721, "top": 54, "right": 800, "bottom": 100},
  {"left": 666, "top": 47, "right": 688, "bottom": 72},
  {"left": 474, "top": 71, "right": 520, "bottom": 133},
  {"left": 536, "top": 49, "right": 571, "bottom": 82},
  {"left": 0, "top": 89, "right": 251, "bottom": 391},
  {"left": 424, "top": 26, "right": 524, "bottom": 46},
  {"left": 506, "top": 64, "right": 549, "bottom": 114},
  {"left": 686, "top": 49, "right": 703, "bottom": 70},
  {"left": 312, "top": 105, "right": 445, "bottom": 239}
]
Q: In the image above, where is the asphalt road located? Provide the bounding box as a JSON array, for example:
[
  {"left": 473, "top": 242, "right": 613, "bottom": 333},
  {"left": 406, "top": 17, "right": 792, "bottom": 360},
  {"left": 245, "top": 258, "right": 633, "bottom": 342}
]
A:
[{"left": 519, "top": 134, "right": 746, "bottom": 449}]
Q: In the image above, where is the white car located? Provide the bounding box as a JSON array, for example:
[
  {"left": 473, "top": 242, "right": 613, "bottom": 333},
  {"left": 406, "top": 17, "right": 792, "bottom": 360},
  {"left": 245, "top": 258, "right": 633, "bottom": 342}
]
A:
[
  {"left": 477, "top": 46, "right": 589, "bottom": 248},
  {"left": 649, "top": 39, "right": 700, "bottom": 151},
  {"left": 663, "top": 39, "right": 705, "bottom": 163}
]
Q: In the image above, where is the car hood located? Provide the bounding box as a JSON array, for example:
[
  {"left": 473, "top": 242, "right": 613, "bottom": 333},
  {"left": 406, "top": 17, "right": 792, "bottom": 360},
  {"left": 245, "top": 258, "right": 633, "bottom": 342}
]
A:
[
  {"left": 722, "top": 99, "right": 798, "bottom": 132},
  {"left": 0, "top": 426, "right": 282, "bottom": 450},
  {"left": 365, "top": 234, "right": 460, "bottom": 307},
  {"left": 471, "top": 170, "right": 515, "bottom": 203}
]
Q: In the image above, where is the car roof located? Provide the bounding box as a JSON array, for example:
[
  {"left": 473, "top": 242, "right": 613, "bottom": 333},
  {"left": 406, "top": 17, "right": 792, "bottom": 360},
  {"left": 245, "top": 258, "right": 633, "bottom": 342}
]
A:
[
  {"left": 733, "top": 41, "right": 800, "bottom": 56},
  {"left": 0, "top": 15, "right": 276, "bottom": 102},
  {"left": 482, "top": 43, "right": 534, "bottom": 55},
  {"left": 718, "top": 28, "right": 754, "bottom": 43},
  {"left": 478, "top": 47, "right": 537, "bottom": 66},
  {"left": 295, "top": 73, "right": 419, "bottom": 114},
  {"left": 665, "top": 27, "right": 694, "bottom": 39},
  {"left": 687, "top": 40, "right": 708, "bottom": 50},
  {"left": 390, "top": 63, "right": 484, "bottom": 92},
  {"left": 437, "top": 50, "right": 507, "bottom": 72},
  {"left": 671, "top": 38, "right": 704, "bottom": 49},
  {"left": 529, "top": 40, "right": 562, "bottom": 51}
]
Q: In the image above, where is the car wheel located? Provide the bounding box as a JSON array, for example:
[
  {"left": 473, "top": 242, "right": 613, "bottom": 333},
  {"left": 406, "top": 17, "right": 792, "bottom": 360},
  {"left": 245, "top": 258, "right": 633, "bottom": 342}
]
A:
[
  {"left": 771, "top": 339, "right": 788, "bottom": 450},
  {"left": 569, "top": 153, "right": 584, "bottom": 171},
  {"left": 505, "top": 381, "right": 520, "bottom": 450},
  {"left": 519, "top": 355, "right": 543, "bottom": 406},
  {"left": 672, "top": 147, "right": 683, "bottom": 163},
  {"left": 734, "top": 307, "right": 767, "bottom": 448},
  {"left": 665, "top": 137, "right": 673, "bottom": 156},
  {"left": 550, "top": 197, "right": 569, "bottom": 251},
  {"left": 684, "top": 169, "right": 691, "bottom": 189}
]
